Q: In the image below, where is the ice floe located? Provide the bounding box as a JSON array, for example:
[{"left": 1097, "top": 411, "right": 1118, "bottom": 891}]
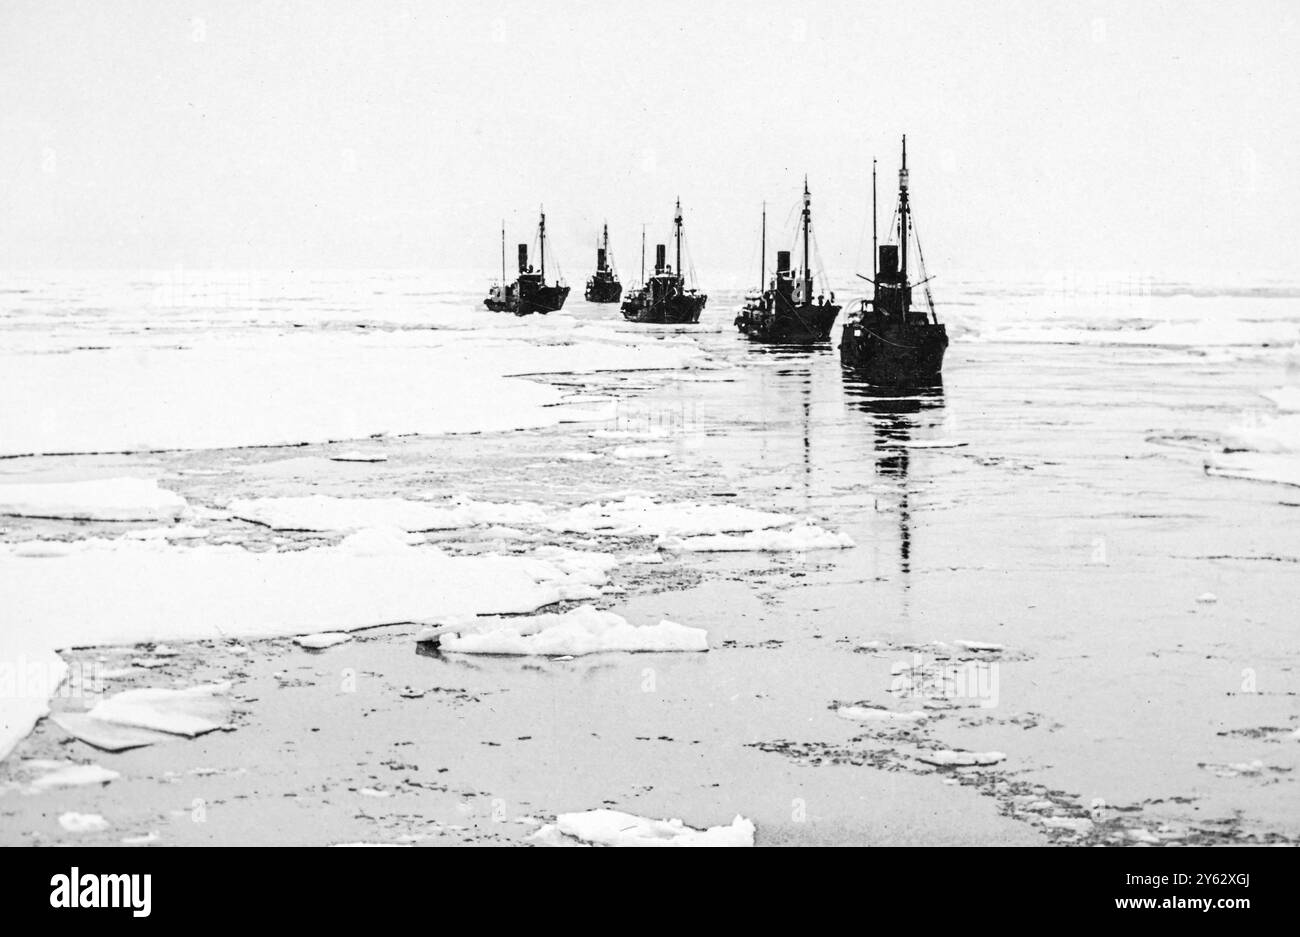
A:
[
  {"left": 547, "top": 497, "right": 795, "bottom": 538},
  {"left": 294, "top": 633, "right": 353, "bottom": 650},
  {"left": 0, "top": 478, "right": 186, "bottom": 522},
  {"left": 533, "top": 809, "right": 754, "bottom": 846},
  {"left": 59, "top": 812, "right": 109, "bottom": 833},
  {"left": 330, "top": 450, "right": 388, "bottom": 463},
  {"left": 657, "top": 523, "right": 855, "bottom": 553},
  {"left": 17, "top": 760, "right": 120, "bottom": 792},
  {"left": 610, "top": 445, "right": 672, "bottom": 459},
  {"left": 228, "top": 494, "right": 550, "bottom": 533},
  {"left": 76, "top": 682, "right": 233, "bottom": 740},
  {"left": 836, "top": 706, "right": 930, "bottom": 724},
  {"left": 426, "top": 606, "right": 708, "bottom": 657},
  {"left": 1206, "top": 454, "right": 1300, "bottom": 488},
  {"left": 917, "top": 749, "right": 1006, "bottom": 767}
]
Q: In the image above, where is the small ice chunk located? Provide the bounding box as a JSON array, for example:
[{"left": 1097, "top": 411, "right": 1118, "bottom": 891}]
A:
[
  {"left": 954, "top": 640, "right": 1004, "bottom": 652},
  {"left": 899, "top": 440, "right": 968, "bottom": 449},
  {"left": 59, "top": 812, "right": 109, "bottom": 833},
  {"left": 1196, "top": 592, "right": 1218, "bottom": 604},
  {"left": 121, "top": 831, "right": 160, "bottom": 845},
  {"left": 551, "top": 809, "right": 755, "bottom": 847},
  {"left": 917, "top": 749, "right": 1006, "bottom": 767},
  {"left": 294, "top": 632, "right": 352, "bottom": 650}
]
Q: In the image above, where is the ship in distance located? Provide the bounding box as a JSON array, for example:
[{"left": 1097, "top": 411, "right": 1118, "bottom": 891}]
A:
[
  {"left": 840, "top": 137, "right": 948, "bottom": 383},
  {"left": 484, "top": 209, "right": 570, "bottom": 315},
  {"left": 620, "top": 199, "right": 707, "bottom": 324}
]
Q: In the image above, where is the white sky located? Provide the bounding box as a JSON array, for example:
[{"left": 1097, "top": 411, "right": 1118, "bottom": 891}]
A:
[{"left": 1, "top": 0, "right": 1296, "bottom": 278}]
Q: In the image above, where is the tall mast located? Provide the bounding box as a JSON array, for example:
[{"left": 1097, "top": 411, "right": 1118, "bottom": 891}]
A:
[
  {"left": 641, "top": 224, "right": 645, "bottom": 283},
  {"left": 871, "top": 158, "right": 878, "bottom": 279},
  {"left": 674, "top": 197, "right": 683, "bottom": 279},
  {"left": 539, "top": 207, "right": 546, "bottom": 280},
  {"left": 500, "top": 220, "right": 506, "bottom": 285},
  {"left": 760, "top": 201, "right": 766, "bottom": 291},
  {"left": 802, "top": 175, "right": 811, "bottom": 298},
  {"left": 899, "top": 136, "right": 909, "bottom": 286}
]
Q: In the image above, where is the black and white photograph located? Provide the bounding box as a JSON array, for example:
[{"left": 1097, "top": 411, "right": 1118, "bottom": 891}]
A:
[{"left": 0, "top": 0, "right": 1296, "bottom": 883}]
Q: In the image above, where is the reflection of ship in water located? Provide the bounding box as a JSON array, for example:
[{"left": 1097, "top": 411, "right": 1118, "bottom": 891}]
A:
[{"left": 843, "top": 380, "right": 944, "bottom": 578}]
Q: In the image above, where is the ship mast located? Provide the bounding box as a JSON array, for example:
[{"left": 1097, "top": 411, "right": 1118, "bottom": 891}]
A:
[
  {"left": 872, "top": 158, "right": 878, "bottom": 279},
  {"left": 539, "top": 208, "right": 546, "bottom": 280},
  {"left": 898, "top": 136, "right": 909, "bottom": 286},
  {"left": 674, "top": 197, "right": 683, "bottom": 279},
  {"left": 760, "top": 201, "right": 766, "bottom": 291},
  {"left": 640, "top": 224, "right": 645, "bottom": 283},
  {"left": 802, "top": 176, "right": 811, "bottom": 299},
  {"left": 500, "top": 220, "right": 506, "bottom": 286},
  {"left": 602, "top": 223, "right": 608, "bottom": 270}
]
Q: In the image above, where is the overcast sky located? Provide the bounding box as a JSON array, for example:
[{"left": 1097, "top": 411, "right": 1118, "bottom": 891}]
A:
[{"left": 2, "top": 1, "right": 1296, "bottom": 278}]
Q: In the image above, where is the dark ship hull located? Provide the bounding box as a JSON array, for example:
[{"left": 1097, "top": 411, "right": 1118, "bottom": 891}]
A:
[
  {"left": 584, "top": 277, "right": 622, "bottom": 303},
  {"left": 840, "top": 319, "right": 948, "bottom": 384},
  {"left": 736, "top": 301, "right": 841, "bottom": 343},
  {"left": 621, "top": 292, "right": 706, "bottom": 324},
  {"left": 484, "top": 283, "right": 570, "bottom": 315}
]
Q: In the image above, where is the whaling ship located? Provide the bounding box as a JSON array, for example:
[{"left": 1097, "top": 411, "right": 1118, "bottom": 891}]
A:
[
  {"left": 484, "top": 210, "right": 570, "bottom": 315},
  {"left": 734, "top": 179, "right": 840, "bottom": 343},
  {"left": 840, "top": 137, "right": 948, "bottom": 383},
  {"left": 584, "top": 224, "right": 622, "bottom": 303},
  {"left": 620, "top": 199, "right": 707, "bottom": 324}
]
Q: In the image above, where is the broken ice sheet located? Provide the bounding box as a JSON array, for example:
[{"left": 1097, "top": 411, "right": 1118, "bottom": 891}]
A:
[{"left": 532, "top": 809, "right": 755, "bottom": 847}]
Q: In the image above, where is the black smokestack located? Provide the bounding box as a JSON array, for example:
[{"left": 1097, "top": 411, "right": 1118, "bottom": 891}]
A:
[
  {"left": 655, "top": 244, "right": 666, "bottom": 273},
  {"left": 517, "top": 244, "right": 528, "bottom": 273},
  {"left": 597, "top": 247, "right": 607, "bottom": 270},
  {"left": 878, "top": 245, "right": 898, "bottom": 276},
  {"left": 776, "top": 250, "right": 791, "bottom": 274}
]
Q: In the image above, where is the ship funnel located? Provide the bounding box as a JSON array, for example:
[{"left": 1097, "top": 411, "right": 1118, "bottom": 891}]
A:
[
  {"left": 597, "top": 247, "right": 607, "bottom": 270},
  {"left": 655, "top": 244, "right": 666, "bottom": 273},
  {"left": 776, "top": 250, "right": 791, "bottom": 274},
  {"left": 878, "top": 244, "right": 898, "bottom": 277},
  {"left": 517, "top": 244, "right": 529, "bottom": 273}
]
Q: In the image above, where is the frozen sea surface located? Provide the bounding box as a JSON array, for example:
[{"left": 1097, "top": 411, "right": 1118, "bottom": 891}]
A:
[{"left": 0, "top": 269, "right": 1297, "bottom": 845}]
